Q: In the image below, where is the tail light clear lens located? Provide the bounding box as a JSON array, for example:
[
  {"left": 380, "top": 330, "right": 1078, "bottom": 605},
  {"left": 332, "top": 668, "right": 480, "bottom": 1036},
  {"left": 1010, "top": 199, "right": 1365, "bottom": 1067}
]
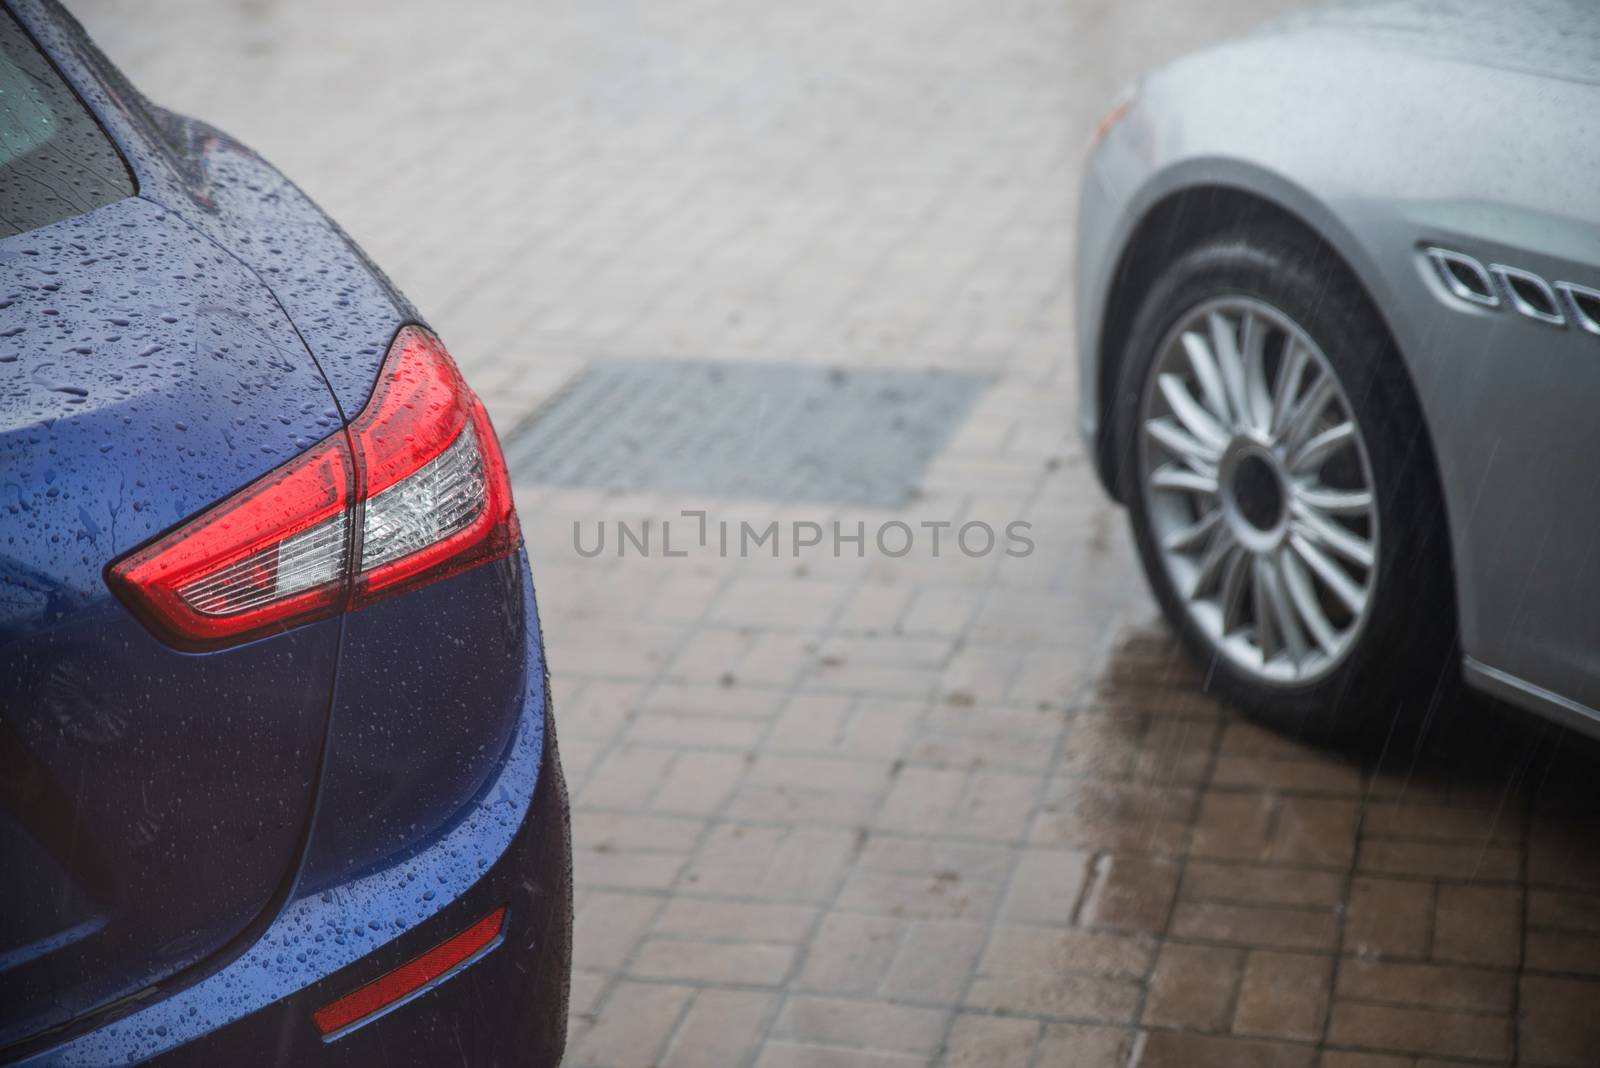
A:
[
  {"left": 360, "top": 424, "right": 486, "bottom": 573},
  {"left": 107, "top": 326, "right": 519, "bottom": 650},
  {"left": 348, "top": 327, "right": 518, "bottom": 602}
]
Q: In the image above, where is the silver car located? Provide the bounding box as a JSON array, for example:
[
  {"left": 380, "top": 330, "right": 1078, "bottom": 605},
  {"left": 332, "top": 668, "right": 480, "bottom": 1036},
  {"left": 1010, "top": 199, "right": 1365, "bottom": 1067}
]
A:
[{"left": 1077, "top": 0, "right": 1600, "bottom": 741}]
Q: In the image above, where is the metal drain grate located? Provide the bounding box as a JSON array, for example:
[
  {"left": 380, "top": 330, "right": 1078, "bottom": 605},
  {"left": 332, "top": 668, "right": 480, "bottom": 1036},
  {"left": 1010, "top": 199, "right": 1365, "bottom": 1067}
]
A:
[{"left": 502, "top": 360, "right": 986, "bottom": 507}]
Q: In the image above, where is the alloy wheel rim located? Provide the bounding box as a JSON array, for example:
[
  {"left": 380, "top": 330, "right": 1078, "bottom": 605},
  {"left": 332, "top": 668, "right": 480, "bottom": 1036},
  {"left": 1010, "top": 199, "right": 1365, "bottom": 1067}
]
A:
[{"left": 1138, "top": 296, "right": 1379, "bottom": 685}]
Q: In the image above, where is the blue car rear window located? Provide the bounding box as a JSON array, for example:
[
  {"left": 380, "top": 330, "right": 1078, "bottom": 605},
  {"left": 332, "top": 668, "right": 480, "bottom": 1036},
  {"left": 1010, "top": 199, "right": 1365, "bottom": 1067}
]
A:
[{"left": 0, "top": 10, "right": 132, "bottom": 238}]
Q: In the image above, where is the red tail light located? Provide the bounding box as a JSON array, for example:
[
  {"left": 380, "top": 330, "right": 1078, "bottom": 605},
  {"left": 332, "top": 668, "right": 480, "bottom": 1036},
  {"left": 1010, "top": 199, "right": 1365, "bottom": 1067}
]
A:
[{"left": 107, "top": 326, "right": 519, "bottom": 650}]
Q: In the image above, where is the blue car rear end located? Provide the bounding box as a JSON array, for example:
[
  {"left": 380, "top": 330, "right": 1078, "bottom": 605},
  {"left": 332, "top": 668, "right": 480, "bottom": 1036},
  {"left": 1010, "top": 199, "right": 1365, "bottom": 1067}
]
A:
[{"left": 0, "top": 1, "right": 571, "bottom": 1063}]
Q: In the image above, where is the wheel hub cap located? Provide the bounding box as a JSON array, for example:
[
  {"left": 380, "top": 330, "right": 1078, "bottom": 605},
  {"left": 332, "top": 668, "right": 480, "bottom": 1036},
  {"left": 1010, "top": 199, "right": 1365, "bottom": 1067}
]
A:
[
  {"left": 1138, "top": 297, "right": 1379, "bottom": 685},
  {"left": 1222, "top": 442, "right": 1286, "bottom": 542}
]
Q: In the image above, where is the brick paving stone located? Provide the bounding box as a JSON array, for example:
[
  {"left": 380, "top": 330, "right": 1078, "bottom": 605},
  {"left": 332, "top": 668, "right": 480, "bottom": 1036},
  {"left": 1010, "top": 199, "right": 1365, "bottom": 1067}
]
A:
[
  {"left": 908, "top": 717, "right": 1062, "bottom": 774},
  {"left": 1008, "top": 647, "right": 1100, "bottom": 706},
  {"left": 1192, "top": 791, "right": 1277, "bottom": 861},
  {"left": 999, "top": 848, "right": 1093, "bottom": 924},
  {"left": 1362, "top": 800, "right": 1522, "bottom": 846},
  {"left": 576, "top": 849, "right": 688, "bottom": 893},
  {"left": 739, "top": 636, "right": 820, "bottom": 689},
  {"left": 796, "top": 913, "right": 905, "bottom": 996},
  {"left": 1170, "top": 901, "right": 1340, "bottom": 953},
  {"left": 878, "top": 767, "right": 1042, "bottom": 840},
  {"left": 756, "top": 1044, "right": 925, "bottom": 1068},
  {"left": 1144, "top": 943, "right": 1247, "bottom": 1031},
  {"left": 836, "top": 585, "right": 916, "bottom": 634},
  {"left": 749, "top": 753, "right": 895, "bottom": 795},
  {"left": 729, "top": 783, "right": 882, "bottom": 827},
  {"left": 1034, "top": 1022, "right": 1139, "bottom": 1065},
  {"left": 567, "top": 981, "right": 694, "bottom": 1068},
  {"left": 564, "top": 680, "right": 645, "bottom": 741},
  {"left": 1316, "top": 1055, "right": 1415, "bottom": 1068},
  {"left": 1212, "top": 755, "right": 1366, "bottom": 796},
  {"left": 1526, "top": 929, "right": 1600, "bottom": 977},
  {"left": 1357, "top": 840, "right": 1523, "bottom": 882},
  {"left": 1133, "top": 1031, "right": 1317, "bottom": 1068},
  {"left": 630, "top": 937, "right": 797, "bottom": 986},
  {"left": 1231, "top": 950, "right": 1334, "bottom": 1042},
  {"left": 963, "top": 970, "right": 1143, "bottom": 1023},
  {"left": 772, "top": 695, "right": 919, "bottom": 759},
  {"left": 581, "top": 746, "right": 677, "bottom": 809},
  {"left": 933, "top": 665, "right": 1021, "bottom": 717},
  {"left": 1080, "top": 854, "right": 1183, "bottom": 933},
  {"left": 715, "top": 580, "right": 853, "bottom": 630},
  {"left": 1528, "top": 817, "right": 1600, "bottom": 892},
  {"left": 1431, "top": 884, "right": 1522, "bottom": 967},
  {"left": 1182, "top": 861, "right": 1346, "bottom": 909},
  {"left": 1529, "top": 888, "right": 1600, "bottom": 932},
  {"left": 1325, "top": 1002, "right": 1513, "bottom": 1062},
  {"left": 627, "top": 711, "right": 767, "bottom": 749},
  {"left": 771, "top": 996, "right": 947, "bottom": 1057},
  {"left": 1342, "top": 877, "right": 1436, "bottom": 960},
  {"left": 569, "top": 969, "right": 609, "bottom": 1025},
  {"left": 881, "top": 922, "right": 987, "bottom": 1004},
  {"left": 835, "top": 870, "right": 997, "bottom": 921},
  {"left": 659, "top": 989, "right": 776, "bottom": 1068},
  {"left": 876, "top": 768, "right": 970, "bottom": 834},
  {"left": 573, "top": 812, "right": 705, "bottom": 853},
  {"left": 1269, "top": 798, "right": 1362, "bottom": 868},
  {"left": 1059, "top": 712, "right": 1218, "bottom": 785},
  {"left": 1030, "top": 779, "right": 1197, "bottom": 854},
  {"left": 980, "top": 925, "right": 1155, "bottom": 981},
  {"left": 556, "top": 739, "right": 605, "bottom": 794},
  {"left": 644, "top": 681, "right": 783, "bottom": 719},
  {"left": 855, "top": 834, "right": 1013, "bottom": 883},
  {"left": 968, "top": 929, "right": 1147, "bottom": 1020},
  {"left": 941, "top": 1014, "right": 1040, "bottom": 1068},
  {"left": 652, "top": 898, "right": 818, "bottom": 944},
  {"left": 573, "top": 891, "right": 660, "bottom": 970},
  {"left": 653, "top": 750, "right": 749, "bottom": 815},
  {"left": 1334, "top": 959, "right": 1514, "bottom": 1014},
  {"left": 902, "top": 589, "right": 984, "bottom": 638},
  {"left": 77, "top": 0, "right": 1600, "bottom": 1063},
  {"left": 1217, "top": 722, "right": 1316, "bottom": 761},
  {"left": 1518, "top": 975, "right": 1600, "bottom": 1067},
  {"left": 682, "top": 824, "right": 855, "bottom": 902}
]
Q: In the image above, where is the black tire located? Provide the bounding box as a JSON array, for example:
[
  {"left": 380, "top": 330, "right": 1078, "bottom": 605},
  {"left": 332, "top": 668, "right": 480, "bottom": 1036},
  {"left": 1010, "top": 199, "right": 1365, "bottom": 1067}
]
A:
[{"left": 1113, "top": 227, "right": 1456, "bottom": 744}]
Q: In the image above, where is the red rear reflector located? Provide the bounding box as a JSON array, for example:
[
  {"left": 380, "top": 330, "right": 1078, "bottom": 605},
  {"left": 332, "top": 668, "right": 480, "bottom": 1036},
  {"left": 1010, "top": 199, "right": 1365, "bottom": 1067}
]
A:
[
  {"left": 107, "top": 325, "right": 520, "bottom": 650},
  {"left": 312, "top": 906, "right": 507, "bottom": 1040}
]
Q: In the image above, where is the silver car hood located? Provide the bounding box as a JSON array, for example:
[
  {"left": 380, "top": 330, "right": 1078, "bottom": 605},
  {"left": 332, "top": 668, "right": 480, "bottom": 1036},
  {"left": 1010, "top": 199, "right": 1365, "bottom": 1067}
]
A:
[{"left": 1260, "top": 0, "right": 1600, "bottom": 87}]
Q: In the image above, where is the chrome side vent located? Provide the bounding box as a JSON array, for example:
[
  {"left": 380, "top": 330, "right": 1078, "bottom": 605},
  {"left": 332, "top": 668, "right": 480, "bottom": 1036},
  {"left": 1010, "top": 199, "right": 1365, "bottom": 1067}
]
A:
[
  {"left": 1423, "top": 244, "right": 1600, "bottom": 341},
  {"left": 1491, "top": 264, "right": 1565, "bottom": 326},
  {"left": 1425, "top": 247, "right": 1498, "bottom": 307},
  {"left": 1556, "top": 281, "right": 1600, "bottom": 336}
]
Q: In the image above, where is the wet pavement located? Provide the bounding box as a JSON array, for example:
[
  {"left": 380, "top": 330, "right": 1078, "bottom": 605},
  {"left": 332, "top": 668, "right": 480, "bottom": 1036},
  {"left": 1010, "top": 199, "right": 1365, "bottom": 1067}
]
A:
[{"left": 75, "top": 0, "right": 1600, "bottom": 1064}]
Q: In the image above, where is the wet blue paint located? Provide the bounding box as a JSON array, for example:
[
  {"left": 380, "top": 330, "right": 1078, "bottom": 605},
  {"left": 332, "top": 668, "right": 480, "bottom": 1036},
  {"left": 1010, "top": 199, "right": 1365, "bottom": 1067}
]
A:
[{"left": 16, "top": 568, "right": 546, "bottom": 1067}]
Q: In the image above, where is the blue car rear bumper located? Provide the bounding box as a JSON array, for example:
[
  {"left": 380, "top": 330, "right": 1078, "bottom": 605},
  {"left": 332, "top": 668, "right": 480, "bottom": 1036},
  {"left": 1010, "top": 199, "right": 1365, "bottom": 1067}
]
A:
[{"left": 15, "top": 567, "right": 572, "bottom": 1068}]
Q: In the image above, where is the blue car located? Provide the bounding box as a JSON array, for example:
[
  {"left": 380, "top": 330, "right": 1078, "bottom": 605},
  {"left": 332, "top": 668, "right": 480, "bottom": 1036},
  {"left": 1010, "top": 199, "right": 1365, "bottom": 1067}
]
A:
[{"left": 0, "top": 2, "right": 572, "bottom": 1064}]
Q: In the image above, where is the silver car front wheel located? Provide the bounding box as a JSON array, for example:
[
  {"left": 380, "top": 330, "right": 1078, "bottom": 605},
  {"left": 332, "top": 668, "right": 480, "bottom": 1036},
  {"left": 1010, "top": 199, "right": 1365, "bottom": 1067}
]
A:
[{"left": 1137, "top": 296, "right": 1379, "bottom": 686}]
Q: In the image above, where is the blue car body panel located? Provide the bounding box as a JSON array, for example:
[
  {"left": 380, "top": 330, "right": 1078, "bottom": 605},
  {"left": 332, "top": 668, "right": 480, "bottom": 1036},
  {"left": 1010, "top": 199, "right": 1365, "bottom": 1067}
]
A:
[
  {"left": 299, "top": 558, "right": 531, "bottom": 894},
  {"left": 12, "top": 559, "right": 550, "bottom": 1067},
  {"left": 0, "top": 2, "right": 570, "bottom": 1063},
  {"left": 8, "top": 0, "right": 413, "bottom": 417},
  {"left": 0, "top": 192, "right": 348, "bottom": 1047}
]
